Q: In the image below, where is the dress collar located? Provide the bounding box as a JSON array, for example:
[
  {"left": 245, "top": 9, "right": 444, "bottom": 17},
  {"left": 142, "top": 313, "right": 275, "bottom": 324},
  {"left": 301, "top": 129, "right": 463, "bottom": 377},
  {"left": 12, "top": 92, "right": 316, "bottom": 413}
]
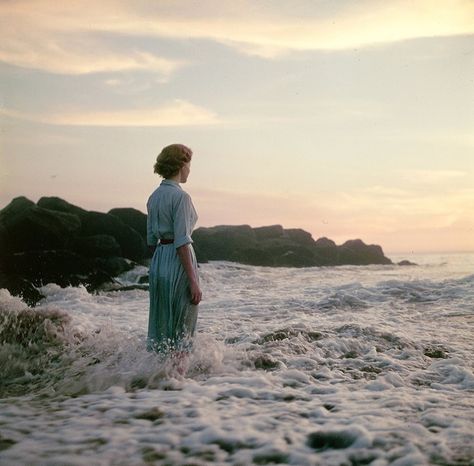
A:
[{"left": 161, "top": 179, "right": 181, "bottom": 189}]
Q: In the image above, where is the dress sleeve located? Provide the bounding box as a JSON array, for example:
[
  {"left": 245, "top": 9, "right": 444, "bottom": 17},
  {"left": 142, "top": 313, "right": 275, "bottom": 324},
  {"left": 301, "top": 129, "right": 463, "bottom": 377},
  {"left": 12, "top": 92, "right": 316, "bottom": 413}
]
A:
[
  {"left": 173, "top": 192, "right": 194, "bottom": 249},
  {"left": 146, "top": 201, "right": 158, "bottom": 246}
]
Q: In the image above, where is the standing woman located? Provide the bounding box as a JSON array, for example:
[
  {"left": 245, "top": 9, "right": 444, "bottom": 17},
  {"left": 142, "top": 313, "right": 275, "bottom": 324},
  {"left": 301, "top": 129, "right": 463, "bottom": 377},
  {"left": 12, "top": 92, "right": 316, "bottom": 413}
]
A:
[{"left": 146, "top": 144, "right": 202, "bottom": 355}]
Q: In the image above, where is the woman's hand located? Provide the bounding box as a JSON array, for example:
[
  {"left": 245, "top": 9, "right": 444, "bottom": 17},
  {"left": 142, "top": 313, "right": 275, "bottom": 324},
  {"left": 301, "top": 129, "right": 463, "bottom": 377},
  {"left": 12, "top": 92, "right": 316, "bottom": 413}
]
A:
[
  {"left": 177, "top": 244, "right": 202, "bottom": 305},
  {"left": 189, "top": 280, "right": 202, "bottom": 305}
]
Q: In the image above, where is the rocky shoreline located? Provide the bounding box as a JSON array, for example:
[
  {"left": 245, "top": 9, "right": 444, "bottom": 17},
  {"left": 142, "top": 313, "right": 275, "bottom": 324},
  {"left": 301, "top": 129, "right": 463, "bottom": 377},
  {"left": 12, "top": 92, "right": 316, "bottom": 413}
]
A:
[{"left": 0, "top": 196, "right": 412, "bottom": 306}]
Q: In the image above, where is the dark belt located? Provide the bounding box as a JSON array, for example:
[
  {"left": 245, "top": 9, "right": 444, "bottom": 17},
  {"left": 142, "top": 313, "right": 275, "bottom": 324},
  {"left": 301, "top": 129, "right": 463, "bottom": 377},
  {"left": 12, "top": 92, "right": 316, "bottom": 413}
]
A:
[{"left": 159, "top": 238, "right": 174, "bottom": 245}]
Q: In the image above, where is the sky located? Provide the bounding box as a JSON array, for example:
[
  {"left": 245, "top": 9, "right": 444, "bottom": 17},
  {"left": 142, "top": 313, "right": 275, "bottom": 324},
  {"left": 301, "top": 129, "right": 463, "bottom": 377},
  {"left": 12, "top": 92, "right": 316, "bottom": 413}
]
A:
[{"left": 1, "top": 0, "right": 473, "bottom": 254}]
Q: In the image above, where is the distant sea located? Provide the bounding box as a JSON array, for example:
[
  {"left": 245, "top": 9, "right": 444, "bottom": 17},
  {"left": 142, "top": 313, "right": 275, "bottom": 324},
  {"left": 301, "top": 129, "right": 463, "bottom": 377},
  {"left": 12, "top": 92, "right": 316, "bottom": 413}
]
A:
[{"left": 1, "top": 252, "right": 473, "bottom": 465}]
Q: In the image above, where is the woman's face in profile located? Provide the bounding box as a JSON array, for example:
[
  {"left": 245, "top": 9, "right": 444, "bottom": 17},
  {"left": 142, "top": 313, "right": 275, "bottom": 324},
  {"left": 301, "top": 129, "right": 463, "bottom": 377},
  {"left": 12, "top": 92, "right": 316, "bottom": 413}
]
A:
[{"left": 180, "top": 161, "right": 191, "bottom": 183}]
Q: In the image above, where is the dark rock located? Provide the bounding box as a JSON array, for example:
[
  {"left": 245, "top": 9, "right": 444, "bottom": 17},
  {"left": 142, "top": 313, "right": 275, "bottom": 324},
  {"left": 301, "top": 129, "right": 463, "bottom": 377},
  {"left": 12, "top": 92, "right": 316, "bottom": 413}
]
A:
[
  {"left": 135, "top": 407, "right": 164, "bottom": 421},
  {"left": 108, "top": 208, "right": 147, "bottom": 241},
  {"left": 191, "top": 243, "right": 208, "bottom": 263},
  {"left": 424, "top": 346, "right": 447, "bottom": 359},
  {"left": 100, "top": 283, "right": 149, "bottom": 292},
  {"left": 338, "top": 239, "right": 392, "bottom": 265},
  {"left": 0, "top": 196, "right": 36, "bottom": 220},
  {"left": 0, "top": 222, "right": 8, "bottom": 259},
  {"left": 0, "top": 196, "right": 144, "bottom": 300},
  {"left": 323, "top": 404, "right": 336, "bottom": 412},
  {"left": 397, "top": 260, "right": 418, "bottom": 266},
  {"left": 286, "top": 228, "right": 315, "bottom": 247},
  {"left": 192, "top": 226, "right": 391, "bottom": 267},
  {"left": 2, "top": 250, "right": 129, "bottom": 294},
  {"left": 272, "top": 245, "right": 316, "bottom": 267},
  {"left": 93, "top": 256, "right": 133, "bottom": 277},
  {"left": 80, "top": 211, "right": 146, "bottom": 261},
  {"left": 253, "top": 451, "right": 289, "bottom": 465},
  {"left": 254, "top": 354, "right": 280, "bottom": 370},
  {"left": 306, "top": 430, "right": 358, "bottom": 450},
  {"left": 0, "top": 437, "right": 16, "bottom": 451},
  {"left": 4, "top": 250, "right": 92, "bottom": 287},
  {"left": 73, "top": 234, "right": 121, "bottom": 258},
  {"left": 253, "top": 225, "right": 285, "bottom": 240},
  {"left": 256, "top": 328, "right": 300, "bottom": 344},
  {"left": 37, "top": 196, "right": 88, "bottom": 217},
  {"left": 0, "top": 201, "right": 81, "bottom": 254},
  {"left": 313, "top": 237, "right": 338, "bottom": 266},
  {"left": 192, "top": 225, "right": 256, "bottom": 262},
  {"left": 0, "top": 271, "right": 44, "bottom": 307},
  {"left": 314, "top": 237, "right": 337, "bottom": 248}
]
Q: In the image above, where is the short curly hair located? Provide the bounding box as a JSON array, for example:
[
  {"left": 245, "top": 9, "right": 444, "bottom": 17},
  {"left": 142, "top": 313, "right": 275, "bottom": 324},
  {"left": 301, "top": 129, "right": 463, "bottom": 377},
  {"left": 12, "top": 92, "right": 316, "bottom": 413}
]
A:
[{"left": 153, "top": 144, "right": 193, "bottom": 179}]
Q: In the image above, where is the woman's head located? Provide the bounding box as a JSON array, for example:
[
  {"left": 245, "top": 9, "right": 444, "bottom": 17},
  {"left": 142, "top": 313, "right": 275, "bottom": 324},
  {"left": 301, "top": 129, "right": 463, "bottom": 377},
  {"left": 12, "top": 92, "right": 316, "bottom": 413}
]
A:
[{"left": 154, "top": 144, "right": 193, "bottom": 180}]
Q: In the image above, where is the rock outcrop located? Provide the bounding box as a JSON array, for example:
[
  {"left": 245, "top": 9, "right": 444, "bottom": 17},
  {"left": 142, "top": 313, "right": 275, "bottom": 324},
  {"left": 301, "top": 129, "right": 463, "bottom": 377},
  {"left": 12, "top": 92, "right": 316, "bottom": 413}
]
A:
[
  {"left": 192, "top": 225, "right": 392, "bottom": 267},
  {"left": 0, "top": 196, "right": 139, "bottom": 305},
  {"left": 0, "top": 196, "right": 395, "bottom": 306}
]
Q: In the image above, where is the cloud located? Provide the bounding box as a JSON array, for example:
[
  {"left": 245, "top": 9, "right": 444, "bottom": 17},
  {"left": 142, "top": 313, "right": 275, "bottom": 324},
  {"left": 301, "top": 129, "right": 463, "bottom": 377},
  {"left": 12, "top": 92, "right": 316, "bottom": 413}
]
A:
[
  {"left": 0, "top": 0, "right": 472, "bottom": 75},
  {"left": 1, "top": 100, "right": 220, "bottom": 127},
  {"left": 0, "top": 1, "right": 184, "bottom": 75},
  {"left": 116, "top": 0, "right": 474, "bottom": 58}
]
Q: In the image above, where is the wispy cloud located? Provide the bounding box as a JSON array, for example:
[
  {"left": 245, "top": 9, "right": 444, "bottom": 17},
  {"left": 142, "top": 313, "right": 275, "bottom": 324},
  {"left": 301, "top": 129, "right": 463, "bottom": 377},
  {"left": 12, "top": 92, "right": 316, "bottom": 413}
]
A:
[
  {"left": 0, "top": 1, "right": 184, "bottom": 76},
  {"left": 1, "top": 100, "right": 220, "bottom": 127},
  {"left": 0, "top": 0, "right": 472, "bottom": 74}
]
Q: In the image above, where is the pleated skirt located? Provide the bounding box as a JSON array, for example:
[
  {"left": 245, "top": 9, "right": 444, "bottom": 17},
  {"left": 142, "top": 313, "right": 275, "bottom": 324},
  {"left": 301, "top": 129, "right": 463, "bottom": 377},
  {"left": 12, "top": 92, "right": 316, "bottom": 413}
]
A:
[{"left": 147, "top": 244, "right": 198, "bottom": 353}]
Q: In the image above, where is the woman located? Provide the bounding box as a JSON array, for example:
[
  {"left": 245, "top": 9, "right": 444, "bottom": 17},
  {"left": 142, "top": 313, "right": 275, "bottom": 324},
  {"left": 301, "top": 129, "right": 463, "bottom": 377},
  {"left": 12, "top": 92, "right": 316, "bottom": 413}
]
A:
[{"left": 146, "top": 144, "right": 202, "bottom": 355}]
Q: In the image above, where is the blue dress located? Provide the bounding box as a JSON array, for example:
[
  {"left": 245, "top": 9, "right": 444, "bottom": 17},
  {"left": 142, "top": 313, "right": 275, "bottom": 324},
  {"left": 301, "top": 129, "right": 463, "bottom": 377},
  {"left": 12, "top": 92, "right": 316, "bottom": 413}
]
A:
[{"left": 146, "top": 179, "right": 199, "bottom": 352}]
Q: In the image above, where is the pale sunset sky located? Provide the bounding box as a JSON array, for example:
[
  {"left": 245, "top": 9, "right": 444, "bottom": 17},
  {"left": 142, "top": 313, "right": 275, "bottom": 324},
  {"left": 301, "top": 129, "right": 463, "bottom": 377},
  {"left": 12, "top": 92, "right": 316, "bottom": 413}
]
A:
[{"left": 1, "top": 0, "right": 473, "bottom": 254}]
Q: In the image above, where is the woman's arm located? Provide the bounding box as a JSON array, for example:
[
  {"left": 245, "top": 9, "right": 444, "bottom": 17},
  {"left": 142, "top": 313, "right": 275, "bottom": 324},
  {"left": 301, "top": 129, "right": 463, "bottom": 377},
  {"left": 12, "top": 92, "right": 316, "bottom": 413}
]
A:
[{"left": 177, "top": 244, "right": 202, "bottom": 305}]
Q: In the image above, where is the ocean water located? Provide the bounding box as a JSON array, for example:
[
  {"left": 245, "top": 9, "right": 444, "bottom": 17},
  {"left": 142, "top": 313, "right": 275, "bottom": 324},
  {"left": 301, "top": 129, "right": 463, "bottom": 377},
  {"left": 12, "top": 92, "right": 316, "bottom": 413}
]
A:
[{"left": 0, "top": 253, "right": 473, "bottom": 466}]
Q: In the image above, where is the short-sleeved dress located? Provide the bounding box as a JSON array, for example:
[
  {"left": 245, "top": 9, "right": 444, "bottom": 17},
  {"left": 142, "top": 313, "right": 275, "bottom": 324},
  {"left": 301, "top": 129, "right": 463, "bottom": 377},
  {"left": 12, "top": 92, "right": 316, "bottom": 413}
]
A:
[{"left": 146, "top": 179, "right": 199, "bottom": 352}]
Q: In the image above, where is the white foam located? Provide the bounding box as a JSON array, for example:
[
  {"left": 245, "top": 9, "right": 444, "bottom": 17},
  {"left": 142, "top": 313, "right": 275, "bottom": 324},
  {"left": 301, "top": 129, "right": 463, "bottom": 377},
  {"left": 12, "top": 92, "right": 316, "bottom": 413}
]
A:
[{"left": 0, "top": 252, "right": 473, "bottom": 465}]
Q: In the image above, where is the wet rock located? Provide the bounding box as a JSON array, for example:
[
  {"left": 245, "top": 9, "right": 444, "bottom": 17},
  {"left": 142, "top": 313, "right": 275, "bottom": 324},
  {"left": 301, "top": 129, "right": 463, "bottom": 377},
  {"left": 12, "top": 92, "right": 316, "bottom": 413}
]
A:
[
  {"left": 0, "top": 436, "right": 17, "bottom": 451},
  {"left": 192, "top": 225, "right": 392, "bottom": 267},
  {"left": 99, "top": 283, "right": 149, "bottom": 292},
  {"left": 37, "top": 196, "right": 88, "bottom": 217},
  {"left": 93, "top": 256, "right": 133, "bottom": 277},
  {"left": 108, "top": 208, "right": 147, "bottom": 242},
  {"left": 135, "top": 407, "right": 164, "bottom": 421},
  {"left": 0, "top": 196, "right": 148, "bottom": 303},
  {"left": 141, "top": 447, "right": 166, "bottom": 462},
  {"left": 0, "top": 200, "right": 81, "bottom": 253},
  {"left": 2, "top": 249, "right": 129, "bottom": 297},
  {"left": 323, "top": 403, "right": 336, "bottom": 412},
  {"left": 253, "top": 224, "right": 285, "bottom": 240},
  {"left": 0, "top": 272, "right": 44, "bottom": 307},
  {"left": 256, "top": 328, "right": 299, "bottom": 344},
  {"left": 338, "top": 239, "right": 392, "bottom": 265},
  {"left": 398, "top": 260, "right": 418, "bottom": 266},
  {"left": 305, "top": 331, "right": 324, "bottom": 341},
  {"left": 80, "top": 211, "right": 145, "bottom": 261},
  {"left": 424, "top": 346, "right": 447, "bottom": 358},
  {"left": 253, "top": 450, "right": 289, "bottom": 465},
  {"left": 253, "top": 354, "right": 280, "bottom": 370},
  {"left": 73, "top": 234, "right": 121, "bottom": 258},
  {"left": 313, "top": 237, "right": 339, "bottom": 265},
  {"left": 192, "top": 224, "right": 257, "bottom": 263},
  {"left": 4, "top": 250, "right": 92, "bottom": 287},
  {"left": 306, "top": 429, "right": 358, "bottom": 450}
]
